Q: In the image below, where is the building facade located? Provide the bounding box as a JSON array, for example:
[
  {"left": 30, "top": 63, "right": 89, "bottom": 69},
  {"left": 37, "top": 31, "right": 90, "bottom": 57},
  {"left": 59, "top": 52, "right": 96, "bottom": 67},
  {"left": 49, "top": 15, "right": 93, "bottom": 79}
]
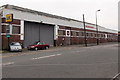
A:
[{"left": 0, "top": 4, "right": 118, "bottom": 49}]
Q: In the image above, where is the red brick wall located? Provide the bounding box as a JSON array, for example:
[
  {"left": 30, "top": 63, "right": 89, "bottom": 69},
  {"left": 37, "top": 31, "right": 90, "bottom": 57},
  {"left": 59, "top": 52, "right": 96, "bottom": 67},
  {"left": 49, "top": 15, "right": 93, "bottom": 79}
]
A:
[
  {"left": 2, "top": 35, "right": 23, "bottom": 49},
  {"left": 2, "top": 18, "right": 22, "bottom": 49},
  {"left": 57, "top": 25, "right": 118, "bottom": 46},
  {"left": 71, "top": 37, "right": 80, "bottom": 44},
  {"left": 2, "top": 18, "right": 21, "bottom": 25}
]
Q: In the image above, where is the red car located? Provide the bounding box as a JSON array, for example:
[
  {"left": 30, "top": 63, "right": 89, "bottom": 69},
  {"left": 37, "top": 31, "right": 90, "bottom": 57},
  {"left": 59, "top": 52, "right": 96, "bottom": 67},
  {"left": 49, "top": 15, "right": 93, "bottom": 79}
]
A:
[{"left": 28, "top": 41, "right": 50, "bottom": 51}]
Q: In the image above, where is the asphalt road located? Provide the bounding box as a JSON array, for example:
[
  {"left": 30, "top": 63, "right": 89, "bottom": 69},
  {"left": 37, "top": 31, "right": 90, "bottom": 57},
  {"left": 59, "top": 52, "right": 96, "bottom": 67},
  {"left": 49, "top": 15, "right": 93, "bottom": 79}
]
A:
[{"left": 2, "top": 43, "right": 119, "bottom": 78}]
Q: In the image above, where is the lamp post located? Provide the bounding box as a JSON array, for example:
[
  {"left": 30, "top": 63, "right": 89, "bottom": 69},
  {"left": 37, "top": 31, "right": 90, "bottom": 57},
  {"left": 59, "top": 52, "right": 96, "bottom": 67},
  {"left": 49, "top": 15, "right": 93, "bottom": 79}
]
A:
[{"left": 96, "top": 9, "right": 100, "bottom": 45}]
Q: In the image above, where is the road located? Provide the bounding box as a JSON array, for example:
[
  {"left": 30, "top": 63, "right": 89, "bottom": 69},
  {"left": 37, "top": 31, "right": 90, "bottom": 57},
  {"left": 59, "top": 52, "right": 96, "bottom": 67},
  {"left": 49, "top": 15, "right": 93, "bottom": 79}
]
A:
[{"left": 1, "top": 43, "right": 119, "bottom": 78}]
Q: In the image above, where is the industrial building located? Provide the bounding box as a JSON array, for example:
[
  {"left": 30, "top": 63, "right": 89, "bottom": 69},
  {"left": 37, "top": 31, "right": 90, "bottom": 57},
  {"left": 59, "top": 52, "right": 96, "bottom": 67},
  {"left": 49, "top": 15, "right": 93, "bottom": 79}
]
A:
[{"left": 0, "top": 4, "right": 118, "bottom": 49}]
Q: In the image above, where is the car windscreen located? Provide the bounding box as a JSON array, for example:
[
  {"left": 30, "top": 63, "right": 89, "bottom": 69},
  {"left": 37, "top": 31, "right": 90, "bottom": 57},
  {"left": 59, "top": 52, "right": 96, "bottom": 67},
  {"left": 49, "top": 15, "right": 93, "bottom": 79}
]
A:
[
  {"left": 33, "top": 42, "right": 44, "bottom": 45},
  {"left": 33, "top": 42, "right": 39, "bottom": 45},
  {"left": 10, "top": 43, "right": 20, "bottom": 46}
]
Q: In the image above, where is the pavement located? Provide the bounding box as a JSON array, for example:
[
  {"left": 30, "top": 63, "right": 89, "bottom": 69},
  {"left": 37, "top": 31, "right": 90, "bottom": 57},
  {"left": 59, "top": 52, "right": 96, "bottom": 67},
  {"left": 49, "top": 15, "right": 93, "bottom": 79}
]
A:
[
  {"left": 1, "top": 42, "right": 119, "bottom": 79},
  {"left": 1, "top": 42, "right": 118, "bottom": 58},
  {"left": 1, "top": 42, "right": 118, "bottom": 54}
]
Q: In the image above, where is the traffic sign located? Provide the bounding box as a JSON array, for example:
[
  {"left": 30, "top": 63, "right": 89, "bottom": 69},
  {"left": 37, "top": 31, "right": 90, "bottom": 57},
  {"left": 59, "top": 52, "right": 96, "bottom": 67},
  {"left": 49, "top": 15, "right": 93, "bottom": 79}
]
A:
[
  {"left": 6, "top": 34, "right": 11, "bottom": 38},
  {"left": 6, "top": 14, "right": 13, "bottom": 22}
]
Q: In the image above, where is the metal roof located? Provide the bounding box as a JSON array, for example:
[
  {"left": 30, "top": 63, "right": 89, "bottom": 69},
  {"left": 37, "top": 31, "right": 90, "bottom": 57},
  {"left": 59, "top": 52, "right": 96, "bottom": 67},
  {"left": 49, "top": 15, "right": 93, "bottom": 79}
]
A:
[
  {"left": 1, "top": 4, "right": 118, "bottom": 33},
  {"left": 1, "top": 4, "right": 97, "bottom": 25}
]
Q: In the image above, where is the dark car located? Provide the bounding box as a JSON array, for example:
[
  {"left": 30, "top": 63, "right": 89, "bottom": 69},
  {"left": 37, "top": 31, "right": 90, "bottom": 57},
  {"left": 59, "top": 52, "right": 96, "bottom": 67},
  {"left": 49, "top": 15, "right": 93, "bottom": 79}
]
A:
[{"left": 28, "top": 41, "right": 50, "bottom": 51}]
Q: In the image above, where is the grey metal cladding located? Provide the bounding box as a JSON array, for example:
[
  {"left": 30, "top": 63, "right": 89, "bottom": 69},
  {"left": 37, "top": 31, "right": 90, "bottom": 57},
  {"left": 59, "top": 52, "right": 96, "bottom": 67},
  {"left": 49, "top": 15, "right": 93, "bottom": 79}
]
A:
[
  {"left": 24, "top": 21, "right": 54, "bottom": 47},
  {"left": 24, "top": 21, "right": 40, "bottom": 47},
  {"left": 39, "top": 24, "right": 54, "bottom": 45}
]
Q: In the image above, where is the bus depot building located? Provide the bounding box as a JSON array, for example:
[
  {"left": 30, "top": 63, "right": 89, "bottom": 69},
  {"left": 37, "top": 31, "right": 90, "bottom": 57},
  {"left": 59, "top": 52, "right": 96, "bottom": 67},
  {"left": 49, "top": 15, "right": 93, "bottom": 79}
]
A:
[{"left": 0, "top": 4, "right": 118, "bottom": 49}]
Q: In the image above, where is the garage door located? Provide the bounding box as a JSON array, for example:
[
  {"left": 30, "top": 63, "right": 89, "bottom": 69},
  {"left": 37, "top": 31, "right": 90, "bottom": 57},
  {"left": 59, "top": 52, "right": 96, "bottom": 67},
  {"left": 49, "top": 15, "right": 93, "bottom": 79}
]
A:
[{"left": 24, "top": 21, "right": 54, "bottom": 48}]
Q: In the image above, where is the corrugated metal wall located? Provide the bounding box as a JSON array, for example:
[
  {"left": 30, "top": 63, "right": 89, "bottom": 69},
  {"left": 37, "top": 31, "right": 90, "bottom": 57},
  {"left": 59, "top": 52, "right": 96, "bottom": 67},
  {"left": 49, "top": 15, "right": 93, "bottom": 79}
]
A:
[{"left": 24, "top": 21, "right": 54, "bottom": 47}]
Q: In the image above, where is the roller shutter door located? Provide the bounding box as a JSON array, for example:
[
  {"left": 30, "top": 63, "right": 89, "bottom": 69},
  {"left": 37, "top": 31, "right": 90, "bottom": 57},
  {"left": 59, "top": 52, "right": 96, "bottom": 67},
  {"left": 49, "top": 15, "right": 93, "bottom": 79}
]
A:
[{"left": 24, "top": 21, "right": 54, "bottom": 48}]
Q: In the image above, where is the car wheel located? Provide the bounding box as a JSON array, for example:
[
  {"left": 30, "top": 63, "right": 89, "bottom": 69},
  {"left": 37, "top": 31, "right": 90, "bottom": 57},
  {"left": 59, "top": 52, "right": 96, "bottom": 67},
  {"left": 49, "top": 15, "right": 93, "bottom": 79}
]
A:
[
  {"left": 45, "top": 46, "right": 49, "bottom": 50},
  {"left": 35, "top": 47, "right": 38, "bottom": 51}
]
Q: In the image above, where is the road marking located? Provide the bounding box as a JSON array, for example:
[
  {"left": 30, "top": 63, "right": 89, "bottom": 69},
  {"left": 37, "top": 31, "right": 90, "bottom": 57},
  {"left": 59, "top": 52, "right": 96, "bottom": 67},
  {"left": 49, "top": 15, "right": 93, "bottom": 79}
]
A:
[
  {"left": 56, "top": 54, "right": 61, "bottom": 56},
  {"left": 0, "top": 62, "right": 14, "bottom": 66},
  {"left": 112, "top": 73, "right": 120, "bottom": 80},
  {"left": 32, "top": 54, "right": 61, "bottom": 60}
]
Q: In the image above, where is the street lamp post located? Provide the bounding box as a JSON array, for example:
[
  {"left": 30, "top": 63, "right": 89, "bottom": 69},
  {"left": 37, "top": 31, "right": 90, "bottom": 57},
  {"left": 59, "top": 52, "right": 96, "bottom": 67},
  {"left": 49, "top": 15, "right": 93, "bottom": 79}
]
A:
[{"left": 96, "top": 9, "right": 100, "bottom": 45}]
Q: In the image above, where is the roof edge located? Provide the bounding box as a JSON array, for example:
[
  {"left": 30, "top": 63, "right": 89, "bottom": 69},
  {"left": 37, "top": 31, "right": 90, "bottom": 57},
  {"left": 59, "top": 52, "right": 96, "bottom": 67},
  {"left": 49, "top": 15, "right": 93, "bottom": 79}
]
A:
[{"left": 0, "top": 4, "right": 118, "bottom": 32}]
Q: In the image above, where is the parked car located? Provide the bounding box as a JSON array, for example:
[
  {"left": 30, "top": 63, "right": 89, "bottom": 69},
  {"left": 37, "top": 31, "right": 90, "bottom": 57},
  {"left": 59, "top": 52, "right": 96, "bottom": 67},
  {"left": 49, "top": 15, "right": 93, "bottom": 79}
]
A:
[
  {"left": 28, "top": 41, "right": 50, "bottom": 51},
  {"left": 9, "top": 42, "right": 22, "bottom": 52}
]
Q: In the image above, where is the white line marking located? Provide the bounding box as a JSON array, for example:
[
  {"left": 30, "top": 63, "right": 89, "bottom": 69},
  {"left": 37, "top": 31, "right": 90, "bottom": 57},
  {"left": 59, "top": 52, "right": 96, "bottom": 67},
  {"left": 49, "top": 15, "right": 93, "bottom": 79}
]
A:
[
  {"left": 32, "top": 54, "right": 61, "bottom": 60},
  {"left": 0, "top": 62, "right": 14, "bottom": 66},
  {"left": 112, "top": 73, "right": 120, "bottom": 80},
  {"left": 56, "top": 54, "right": 61, "bottom": 56}
]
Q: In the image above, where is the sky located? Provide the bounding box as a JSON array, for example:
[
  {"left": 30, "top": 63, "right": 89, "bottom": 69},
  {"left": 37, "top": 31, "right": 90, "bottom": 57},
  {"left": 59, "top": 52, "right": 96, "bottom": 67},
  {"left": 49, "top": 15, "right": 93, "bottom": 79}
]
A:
[{"left": 0, "top": 0, "right": 119, "bottom": 31}]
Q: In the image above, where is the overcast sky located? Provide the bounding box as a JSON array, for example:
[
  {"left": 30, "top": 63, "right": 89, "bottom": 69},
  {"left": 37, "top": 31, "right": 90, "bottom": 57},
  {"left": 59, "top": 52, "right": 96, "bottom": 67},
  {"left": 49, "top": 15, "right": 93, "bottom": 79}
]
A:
[{"left": 0, "top": 0, "right": 119, "bottom": 30}]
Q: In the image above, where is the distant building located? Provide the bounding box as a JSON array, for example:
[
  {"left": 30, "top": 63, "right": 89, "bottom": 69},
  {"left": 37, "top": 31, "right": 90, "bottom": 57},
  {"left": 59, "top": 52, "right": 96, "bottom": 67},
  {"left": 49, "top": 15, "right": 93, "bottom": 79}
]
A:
[{"left": 0, "top": 4, "right": 118, "bottom": 49}]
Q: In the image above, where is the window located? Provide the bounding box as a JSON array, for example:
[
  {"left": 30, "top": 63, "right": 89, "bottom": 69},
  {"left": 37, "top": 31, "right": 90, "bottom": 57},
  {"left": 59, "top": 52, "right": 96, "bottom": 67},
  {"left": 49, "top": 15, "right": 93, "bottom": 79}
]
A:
[
  {"left": 71, "top": 31, "right": 76, "bottom": 36},
  {"left": 91, "top": 33, "right": 93, "bottom": 37},
  {"left": 2, "top": 25, "right": 20, "bottom": 34},
  {"left": 2, "top": 25, "right": 11, "bottom": 34},
  {"left": 87, "top": 33, "right": 89, "bottom": 36},
  {"left": 81, "top": 32, "right": 84, "bottom": 36},
  {"left": 107, "top": 34, "right": 109, "bottom": 38},
  {"left": 98, "top": 34, "right": 100, "bottom": 37},
  {"left": 76, "top": 32, "right": 79, "bottom": 36},
  {"left": 58, "top": 30, "right": 65, "bottom": 35},
  {"left": 2, "top": 25, "right": 7, "bottom": 33},
  {"left": 101, "top": 34, "right": 105, "bottom": 38},
  {"left": 97, "top": 34, "right": 99, "bottom": 37},
  {"left": 12, "top": 26, "right": 20, "bottom": 34},
  {"left": 101, "top": 34, "right": 103, "bottom": 38},
  {"left": 79, "top": 32, "right": 82, "bottom": 36},
  {"left": 94, "top": 33, "right": 96, "bottom": 37},
  {"left": 71, "top": 31, "right": 73, "bottom": 36},
  {"left": 59, "top": 30, "right": 65, "bottom": 35},
  {"left": 104, "top": 34, "right": 105, "bottom": 37}
]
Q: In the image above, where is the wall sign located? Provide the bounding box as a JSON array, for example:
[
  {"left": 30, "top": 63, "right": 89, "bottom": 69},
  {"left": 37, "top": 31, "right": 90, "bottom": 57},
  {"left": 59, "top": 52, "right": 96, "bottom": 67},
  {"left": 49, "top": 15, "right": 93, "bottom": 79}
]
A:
[
  {"left": 66, "top": 30, "right": 70, "bottom": 37},
  {"left": 6, "top": 34, "right": 11, "bottom": 38},
  {"left": 6, "top": 14, "right": 13, "bottom": 22}
]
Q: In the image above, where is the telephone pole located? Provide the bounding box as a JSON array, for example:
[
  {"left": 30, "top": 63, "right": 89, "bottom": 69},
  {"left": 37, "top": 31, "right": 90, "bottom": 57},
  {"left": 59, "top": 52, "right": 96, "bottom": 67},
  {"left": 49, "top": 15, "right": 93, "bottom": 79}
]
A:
[{"left": 83, "top": 14, "right": 87, "bottom": 47}]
